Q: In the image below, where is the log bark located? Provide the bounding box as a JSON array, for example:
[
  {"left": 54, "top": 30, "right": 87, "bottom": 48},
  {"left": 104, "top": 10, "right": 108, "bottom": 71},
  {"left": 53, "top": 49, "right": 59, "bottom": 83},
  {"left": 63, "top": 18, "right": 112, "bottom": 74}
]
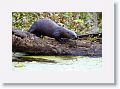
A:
[{"left": 12, "top": 29, "right": 102, "bottom": 56}]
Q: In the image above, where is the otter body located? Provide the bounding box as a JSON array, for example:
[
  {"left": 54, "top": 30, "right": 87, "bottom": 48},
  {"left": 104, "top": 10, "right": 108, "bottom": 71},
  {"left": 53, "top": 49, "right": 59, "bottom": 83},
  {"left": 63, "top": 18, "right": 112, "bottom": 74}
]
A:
[{"left": 28, "top": 18, "right": 77, "bottom": 41}]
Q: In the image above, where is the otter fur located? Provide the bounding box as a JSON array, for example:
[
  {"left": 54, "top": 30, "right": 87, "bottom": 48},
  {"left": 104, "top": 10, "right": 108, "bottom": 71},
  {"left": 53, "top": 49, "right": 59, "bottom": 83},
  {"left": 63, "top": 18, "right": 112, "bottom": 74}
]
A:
[{"left": 28, "top": 18, "right": 77, "bottom": 41}]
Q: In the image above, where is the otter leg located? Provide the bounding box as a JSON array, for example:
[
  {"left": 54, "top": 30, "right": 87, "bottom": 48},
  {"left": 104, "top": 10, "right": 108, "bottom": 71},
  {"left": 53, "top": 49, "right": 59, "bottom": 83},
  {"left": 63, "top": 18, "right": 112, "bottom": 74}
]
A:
[
  {"left": 60, "top": 38, "right": 70, "bottom": 43},
  {"left": 55, "top": 37, "right": 62, "bottom": 42},
  {"left": 33, "top": 32, "right": 44, "bottom": 38},
  {"left": 55, "top": 38, "right": 69, "bottom": 44}
]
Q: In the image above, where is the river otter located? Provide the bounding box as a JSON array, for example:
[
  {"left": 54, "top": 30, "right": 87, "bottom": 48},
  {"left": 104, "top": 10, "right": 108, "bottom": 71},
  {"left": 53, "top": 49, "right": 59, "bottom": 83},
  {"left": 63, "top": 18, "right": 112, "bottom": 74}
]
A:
[{"left": 28, "top": 18, "right": 77, "bottom": 41}]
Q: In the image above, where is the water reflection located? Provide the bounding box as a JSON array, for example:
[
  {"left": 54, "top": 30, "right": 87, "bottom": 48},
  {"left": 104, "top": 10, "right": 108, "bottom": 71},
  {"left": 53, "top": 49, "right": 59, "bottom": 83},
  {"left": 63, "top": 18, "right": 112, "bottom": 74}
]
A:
[{"left": 12, "top": 56, "right": 102, "bottom": 71}]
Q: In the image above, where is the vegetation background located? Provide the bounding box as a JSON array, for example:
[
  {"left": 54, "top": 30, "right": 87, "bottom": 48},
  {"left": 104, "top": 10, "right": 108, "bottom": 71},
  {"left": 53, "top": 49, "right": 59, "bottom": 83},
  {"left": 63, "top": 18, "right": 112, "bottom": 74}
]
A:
[{"left": 12, "top": 12, "right": 102, "bottom": 34}]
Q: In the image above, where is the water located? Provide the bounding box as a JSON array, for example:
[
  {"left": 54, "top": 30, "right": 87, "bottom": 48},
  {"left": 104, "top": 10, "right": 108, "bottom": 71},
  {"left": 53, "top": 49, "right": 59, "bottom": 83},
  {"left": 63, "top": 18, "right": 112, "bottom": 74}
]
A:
[{"left": 12, "top": 56, "right": 102, "bottom": 71}]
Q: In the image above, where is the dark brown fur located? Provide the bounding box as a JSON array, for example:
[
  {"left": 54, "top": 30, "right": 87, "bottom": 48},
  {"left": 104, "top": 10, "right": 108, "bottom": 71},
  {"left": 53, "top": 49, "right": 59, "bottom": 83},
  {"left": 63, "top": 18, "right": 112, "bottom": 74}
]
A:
[{"left": 28, "top": 18, "right": 77, "bottom": 41}]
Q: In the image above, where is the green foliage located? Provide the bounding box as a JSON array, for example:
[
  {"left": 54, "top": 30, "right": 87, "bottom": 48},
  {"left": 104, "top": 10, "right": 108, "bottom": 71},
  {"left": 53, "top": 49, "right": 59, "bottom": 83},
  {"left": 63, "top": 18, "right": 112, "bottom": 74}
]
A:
[
  {"left": 12, "top": 12, "right": 102, "bottom": 34},
  {"left": 88, "top": 37, "right": 98, "bottom": 42}
]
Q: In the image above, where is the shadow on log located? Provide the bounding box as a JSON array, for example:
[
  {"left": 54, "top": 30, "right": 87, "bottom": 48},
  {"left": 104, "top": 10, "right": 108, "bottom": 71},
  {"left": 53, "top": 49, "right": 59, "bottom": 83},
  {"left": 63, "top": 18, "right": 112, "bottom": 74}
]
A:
[{"left": 12, "top": 29, "right": 102, "bottom": 57}]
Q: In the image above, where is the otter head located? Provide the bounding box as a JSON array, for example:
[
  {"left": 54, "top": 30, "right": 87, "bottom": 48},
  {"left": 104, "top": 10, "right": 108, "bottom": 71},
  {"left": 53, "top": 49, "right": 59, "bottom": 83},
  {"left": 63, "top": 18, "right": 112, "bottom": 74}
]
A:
[
  {"left": 68, "top": 30, "right": 77, "bottom": 39},
  {"left": 61, "top": 28, "right": 77, "bottom": 39}
]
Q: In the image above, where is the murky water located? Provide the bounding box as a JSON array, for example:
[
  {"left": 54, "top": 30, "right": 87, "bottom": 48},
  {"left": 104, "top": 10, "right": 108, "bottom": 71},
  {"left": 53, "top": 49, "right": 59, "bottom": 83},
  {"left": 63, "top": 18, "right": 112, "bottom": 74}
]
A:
[{"left": 12, "top": 56, "right": 102, "bottom": 71}]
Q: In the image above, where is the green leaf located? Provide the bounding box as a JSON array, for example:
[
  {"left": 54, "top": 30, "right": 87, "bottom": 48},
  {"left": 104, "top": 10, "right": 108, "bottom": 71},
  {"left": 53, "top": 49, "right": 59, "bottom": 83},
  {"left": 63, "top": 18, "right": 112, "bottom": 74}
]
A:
[{"left": 74, "top": 19, "right": 84, "bottom": 23}]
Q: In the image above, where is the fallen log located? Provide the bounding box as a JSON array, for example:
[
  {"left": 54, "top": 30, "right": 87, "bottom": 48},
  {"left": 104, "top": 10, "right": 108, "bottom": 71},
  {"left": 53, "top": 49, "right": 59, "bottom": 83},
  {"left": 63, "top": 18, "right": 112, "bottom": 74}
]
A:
[
  {"left": 77, "top": 33, "right": 102, "bottom": 38},
  {"left": 12, "top": 29, "right": 102, "bottom": 56},
  {"left": 77, "top": 33, "right": 102, "bottom": 43}
]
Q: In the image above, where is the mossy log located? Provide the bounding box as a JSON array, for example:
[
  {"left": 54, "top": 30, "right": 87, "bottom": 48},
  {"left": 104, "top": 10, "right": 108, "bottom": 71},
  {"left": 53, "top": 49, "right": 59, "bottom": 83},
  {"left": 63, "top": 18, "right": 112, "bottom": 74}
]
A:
[{"left": 12, "top": 29, "right": 102, "bottom": 56}]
